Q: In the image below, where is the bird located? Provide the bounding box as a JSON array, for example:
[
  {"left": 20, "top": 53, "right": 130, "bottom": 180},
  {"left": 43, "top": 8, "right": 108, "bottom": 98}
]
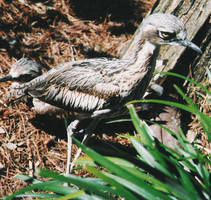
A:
[
  {"left": 0, "top": 58, "right": 42, "bottom": 83},
  {"left": 9, "top": 13, "right": 202, "bottom": 175},
  {"left": 1, "top": 58, "right": 66, "bottom": 116}
]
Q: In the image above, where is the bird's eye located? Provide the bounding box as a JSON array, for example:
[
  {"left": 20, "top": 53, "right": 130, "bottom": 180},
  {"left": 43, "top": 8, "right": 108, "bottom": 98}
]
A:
[{"left": 159, "top": 31, "right": 176, "bottom": 40}]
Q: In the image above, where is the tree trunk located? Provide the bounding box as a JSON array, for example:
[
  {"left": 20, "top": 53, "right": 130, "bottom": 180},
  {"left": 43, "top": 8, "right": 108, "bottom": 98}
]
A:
[
  {"left": 120, "top": 0, "right": 210, "bottom": 149},
  {"left": 122, "top": 0, "right": 210, "bottom": 83}
]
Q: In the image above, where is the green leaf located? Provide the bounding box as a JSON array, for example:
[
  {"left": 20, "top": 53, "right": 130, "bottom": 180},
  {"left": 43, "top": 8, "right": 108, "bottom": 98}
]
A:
[
  {"left": 131, "top": 137, "right": 172, "bottom": 177},
  {"left": 5, "top": 180, "right": 70, "bottom": 200},
  {"left": 128, "top": 98, "right": 211, "bottom": 141},
  {"left": 15, "top": 192, "right": 60, "bottom": 199},
  {"left": 55, "top": 190, "right": 85, "bottom": 200},
  {"left": 173, "top": 84, "right": 198, "bottom": 111},
  {"left": 200, "top": 163, "right": 211, "bottom": 188},
  {"left": 103, "top": 171, "right": 177, "bottom": 200},
  {"left": 176, "top": 166, "right": 201, "bottom": 200},
  {"left": 15, "top": 173, "right": 42, "bottom": 184},
  {"left": 73, "top": 137, "right": 171, "bottom": 200},
  {"left": 76, "top": 156, "right": 135, "bottom": 169},
  {"left": 86, "top": 166, "right": 138, "bottom": 200},
  {"left": 156, "top": 71, "right": 211, "bottom": 95},
  {"left": 127, "top": 104, "right": 154, "bottom": 145},
  {"left": 173, "top": 84, "right": 211, "bottom": 139},
  {"left": 40, "top": 169, "right": 117, "bottom": 200}
]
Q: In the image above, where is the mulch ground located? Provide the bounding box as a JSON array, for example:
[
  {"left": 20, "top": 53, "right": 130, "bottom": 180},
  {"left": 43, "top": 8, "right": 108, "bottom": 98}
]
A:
[
  {"left": 0, "top": 0, "right": 155, "bottom": 196},
  {"left": 0, "top": 0, "right": 210, "bottom": 197}
]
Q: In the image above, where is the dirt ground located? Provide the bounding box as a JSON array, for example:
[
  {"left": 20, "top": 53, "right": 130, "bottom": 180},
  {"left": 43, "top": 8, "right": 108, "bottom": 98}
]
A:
[
  {"left": 0, "top": 0, "right": 156, "bottom": 196},
  {"left": 0, "top": 0, "right": 210, "bottom": 197}
]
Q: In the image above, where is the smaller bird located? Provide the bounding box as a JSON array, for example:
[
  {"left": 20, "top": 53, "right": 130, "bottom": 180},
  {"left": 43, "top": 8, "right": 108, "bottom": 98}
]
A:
[{"left": 0, "top": 58, "right": 42, "bottom": 83}]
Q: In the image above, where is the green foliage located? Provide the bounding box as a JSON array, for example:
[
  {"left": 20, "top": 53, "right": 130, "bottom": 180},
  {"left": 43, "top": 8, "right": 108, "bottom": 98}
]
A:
[
  {"left": 5, "top": 75, "right": 211, "bottom": 200},
  {"left": 128, "top": 72, "right": 211, "bottom": 141}
]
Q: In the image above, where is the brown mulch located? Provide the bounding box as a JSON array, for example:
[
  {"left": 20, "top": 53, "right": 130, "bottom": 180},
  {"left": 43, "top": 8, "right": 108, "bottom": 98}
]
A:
[{"left": 0, "top": 0, "right": 156, "bottom": 196}]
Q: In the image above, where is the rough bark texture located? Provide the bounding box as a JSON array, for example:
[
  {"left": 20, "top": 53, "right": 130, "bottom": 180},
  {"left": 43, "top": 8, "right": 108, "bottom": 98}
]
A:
[
  {"left": 120, "top": 0, "right": 210, "bottom": 149},
  {"left": 122, "top": 0, "right": 211, "bottom": 83}
]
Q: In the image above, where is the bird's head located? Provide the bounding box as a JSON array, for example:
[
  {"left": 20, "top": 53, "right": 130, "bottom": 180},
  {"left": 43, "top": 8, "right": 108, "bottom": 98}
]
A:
[
  {"left": 9, "top": 58, "right": 42, "bottom": 82},
  {"left": 141, "top": 13, "right": 202, "bottom": 54},
  {"left": 0, "top": 58, "right": 42, "bottom": 83}
]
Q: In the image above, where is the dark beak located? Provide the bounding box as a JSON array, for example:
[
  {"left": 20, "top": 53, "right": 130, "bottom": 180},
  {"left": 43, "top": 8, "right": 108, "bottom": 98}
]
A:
[
  {"left": 180, "top": 38, "right": 202, "bottom": 54},
  {"left": 0, "top": 75, "right": 13, "bottom": 82}
]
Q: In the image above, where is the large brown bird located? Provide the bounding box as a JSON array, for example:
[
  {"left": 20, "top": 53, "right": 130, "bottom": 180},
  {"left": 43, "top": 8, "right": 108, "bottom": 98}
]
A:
[{"left": 10, "top": 13, "right": 202, "bottom": 174}]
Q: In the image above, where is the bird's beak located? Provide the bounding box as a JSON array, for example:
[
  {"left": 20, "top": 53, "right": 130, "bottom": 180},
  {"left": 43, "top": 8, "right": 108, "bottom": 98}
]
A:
[
  {"left": 180, "top": 38, "right": 202, "bottom": 54},
  {"left": 0, "top": 75, "right": 13, "bottom": 82}
]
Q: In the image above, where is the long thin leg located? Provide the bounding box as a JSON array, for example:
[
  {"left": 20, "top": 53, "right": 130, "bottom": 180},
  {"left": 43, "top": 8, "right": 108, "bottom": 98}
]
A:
[
  {"left": 66, "top": 119, "right": 80, "bottom": 175},
  {"left": 70, "top": 120, "right": 100, "bottom": 172}
]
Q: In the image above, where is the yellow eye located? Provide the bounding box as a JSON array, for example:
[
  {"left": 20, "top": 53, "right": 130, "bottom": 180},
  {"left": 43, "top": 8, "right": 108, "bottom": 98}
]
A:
[
  {"left": 159, "top": 31, "right": 176, "bottom": 40},
  {"left": 161, "top": 32, "right": 170, "bottom": 38}
]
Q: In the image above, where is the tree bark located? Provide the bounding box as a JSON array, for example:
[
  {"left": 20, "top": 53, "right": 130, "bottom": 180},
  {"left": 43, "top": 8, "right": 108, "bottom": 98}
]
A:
[
  {"left": 120, "top": 0, "right": 210, "bottom": 149},
  {"left": 121, "top": 0, "right": 210, "bottom": 83}
]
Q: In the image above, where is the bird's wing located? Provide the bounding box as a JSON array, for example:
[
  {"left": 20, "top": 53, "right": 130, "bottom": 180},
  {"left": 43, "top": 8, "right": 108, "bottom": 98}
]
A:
[{"left": 26, "top": 58, "right": 121, "bottom": 112}]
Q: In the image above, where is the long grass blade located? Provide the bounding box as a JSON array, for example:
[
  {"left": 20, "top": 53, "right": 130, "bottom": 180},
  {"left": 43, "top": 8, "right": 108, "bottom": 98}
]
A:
[
  {"left": 176, "top": 166, "right": 201, "bottom": 200},
  {"left": 127, "top": 104, "right": 154, "bottom": 145},
  {"left": 128, "top": 98, "right": 211, "bottom": 141},
  {"left": 130, "top": 137, "right": 172, "bottom": 177},
  {"left": 73, "top": 137, "right": 171, "bottom": 200},
  {"left": 156, "top": 71, "right": 211, "bottom": 95},
  {"left": 5, "top": 180, "right": 69, "bottom": 200},
  {"left": 55, "top": 190, "right": 85, "bottom": 200},
  {"left": 39, "top": 169, "right": 116, "bottom": 199},
  {"left": 86, "top": 166, "right": 139, "bottom": 200}
]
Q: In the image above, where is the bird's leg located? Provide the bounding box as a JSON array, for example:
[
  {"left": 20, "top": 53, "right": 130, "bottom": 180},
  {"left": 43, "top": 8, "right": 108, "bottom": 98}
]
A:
[
  {"left": 66, "top": 119, "right": 80, "bottom": 175},
  {"left": 69, "top": 133, "right": 88, "bottom": 172},
  {"left": 70, "top": 120, "right": 100, "bottom": 172}
]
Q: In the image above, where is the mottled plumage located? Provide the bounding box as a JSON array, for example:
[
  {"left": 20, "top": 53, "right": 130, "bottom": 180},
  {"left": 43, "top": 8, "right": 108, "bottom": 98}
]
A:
[
  {"left": 10, "top": 13, "right": 202, "bottom": 174},
  {"left": 15, "top": 44, "right": 158, "bottom": 119},
  {"left": 0, "top": 58, "right": 42, "bottom": 82},
  {"left": 1, "top": 58, "right": 66, "bottom": 116}
]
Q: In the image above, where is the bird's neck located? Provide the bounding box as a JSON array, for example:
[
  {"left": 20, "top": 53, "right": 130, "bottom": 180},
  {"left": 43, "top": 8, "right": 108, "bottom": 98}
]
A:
[
  {"left": 129, "top": 39, "right": 158, "bottom": 68},
  {"left": 118, "top": 38, "right": 160, "bottom": 100},
  {"left": 121, "top": 37, "right": 160, "bottom": 79}
]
